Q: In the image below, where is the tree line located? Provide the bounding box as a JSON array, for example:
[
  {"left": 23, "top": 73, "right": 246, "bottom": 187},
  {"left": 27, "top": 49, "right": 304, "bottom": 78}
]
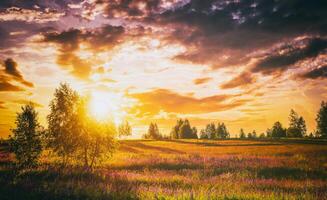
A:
[{"left": 143, "top": 102, "right": 327, "bottom": 140}]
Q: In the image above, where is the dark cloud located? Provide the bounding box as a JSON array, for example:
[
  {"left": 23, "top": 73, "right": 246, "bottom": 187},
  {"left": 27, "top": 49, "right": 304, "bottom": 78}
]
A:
[
  {"left": 42, "top": 24, "right": 140, "bottom": 79},
  {"left": 2, "top": 58, "right": 33, "bottom": 87},
  {"left": 253, "top": 38, "right": 327, "bottom": 75},
  {"left": 147, "top": 0, "right": 327, "bottom": 69},
  {"left": 220, "top": 72, "right": 256, "bottom": 89},
  {"left": 300, "top": 65, "right": 327, "bottom": 79}
]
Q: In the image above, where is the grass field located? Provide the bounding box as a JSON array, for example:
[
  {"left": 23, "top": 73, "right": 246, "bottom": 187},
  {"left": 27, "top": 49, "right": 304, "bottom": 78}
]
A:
[{"left": 1, "top": 139, "right": 327, "bottom": 200}]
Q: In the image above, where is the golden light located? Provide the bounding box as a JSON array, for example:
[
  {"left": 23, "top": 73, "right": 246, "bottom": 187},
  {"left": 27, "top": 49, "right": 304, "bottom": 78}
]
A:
[{"left": 88, "top": 91, "right": 124, "bottom": 124}]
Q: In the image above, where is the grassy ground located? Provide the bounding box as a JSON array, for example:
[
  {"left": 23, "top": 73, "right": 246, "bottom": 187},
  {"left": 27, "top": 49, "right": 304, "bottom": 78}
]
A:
[{"left": 1, "top": 139, "right": 327, "bottom": 199}]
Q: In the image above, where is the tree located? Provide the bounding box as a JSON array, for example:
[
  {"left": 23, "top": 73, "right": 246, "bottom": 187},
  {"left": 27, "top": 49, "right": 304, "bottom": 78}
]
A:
[
  {"left": 118, "top": 121, "right": 132, "bottom": 137},
  {"left": 9, "top": 104, "right": 42, "bottom": 168},
  {"left": 287, "top": 109, "right": 306, "bottom": 137},
  {"left": 271, "top": 122, "right": 286, "bottom": 138},
  {"left": 199, "top": 129, "right": 208, "bottom": 139},
  {"left": 144, "top": 123, "right": 162, "bottom": 139},
  {"left": 47, "top": 83, "right": 82, "bottom": 164},
  {"left": 217, "top": 123, "right": 229, "bottom": 139},
  {"left": 205, "top": 123, "right": 216, "bottom": 139},
  {"left": 247, "top": 132, "right": 253, "bottom": 139},
  {"left": 316, "top": 101, "right": 327, "bottom": 138},
  {"left": 77, "top": 99, "right": 117, "bottom": 169},
  {"left": 191, "top": 127, "right": 198, "bottom": 139},
  {"left": 239, "top": 128, "right": 246, "bottom": 139},
  {"left": 178, "top": 119, "right": 194, "bottom": 139},
  {"left": 252, "top": 130, "right": 257, "bottom": 138},
  {"left": 170, "top": 119, "right": 183, "bottom": 139},
  {"left": 259, "top": 133, "right": 265, "bottom": 138}
]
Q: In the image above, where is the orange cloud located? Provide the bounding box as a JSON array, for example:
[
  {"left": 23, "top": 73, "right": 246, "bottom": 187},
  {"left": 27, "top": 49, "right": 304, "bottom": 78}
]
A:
[
  {"left": 193, "top": 77, "right": 212, "bottom": 85},
  {"left": 129, "top": 89, "right": 251, "bottom": 116}
]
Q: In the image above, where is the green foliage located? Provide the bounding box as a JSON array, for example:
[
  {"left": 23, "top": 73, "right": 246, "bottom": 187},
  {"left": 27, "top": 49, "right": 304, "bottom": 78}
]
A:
[
  {"left": 47, "top": 83, "right": 81, "bottom": 163},
  {"left": 239, "top": 129, "right": 246, "bottom": 139},
  {"left": 270, "top": 122, "right": 287, "bottom": 138},
  {"left": 170, "top": 119, "right": 197, "bottom": 139},
  {"left": 170, "top": 119, "right": 183, "bottom": 139},
  {"left": 205, "top": 123, "right": 216, "bottom": 139},
  {"left": 217, "top": 123, "right": 229, "bottom": 139},
  {"left": 9, "top": 104, "right": 42, "bottom": 168},
  {"left": 118, "top": 121, "right": 132, "bottom": 137},
  {"left": 316, "top": 101, "right": 327, "bottom": 138},
  {"left": 199, "top": 129, "right": 208, "bottom": 139},
  {"left": 287, "top": 109, "right": 306, "bottom": 137}
]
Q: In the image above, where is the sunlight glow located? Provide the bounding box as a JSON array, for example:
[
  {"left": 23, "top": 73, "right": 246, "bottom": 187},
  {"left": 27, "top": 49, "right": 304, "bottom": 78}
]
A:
[{"left": 88, "top": 91, "right": 124, "bottom": 124}]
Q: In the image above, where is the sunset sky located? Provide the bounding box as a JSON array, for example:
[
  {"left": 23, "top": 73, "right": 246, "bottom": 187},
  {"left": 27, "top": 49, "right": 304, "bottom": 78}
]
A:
[{"left": 0, "top": 0, "right": 326, "bottom": 138}]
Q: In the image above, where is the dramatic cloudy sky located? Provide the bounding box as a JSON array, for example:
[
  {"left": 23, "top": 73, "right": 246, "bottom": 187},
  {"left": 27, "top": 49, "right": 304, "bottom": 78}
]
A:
[{"left": 0, "top": 0, "right": 326, "bottom": 137}]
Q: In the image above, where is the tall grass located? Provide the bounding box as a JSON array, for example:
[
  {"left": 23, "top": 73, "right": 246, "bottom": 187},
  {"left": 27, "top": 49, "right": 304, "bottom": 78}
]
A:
[{"left": 1, "top": 139, "right": 327, "bottom": 199}]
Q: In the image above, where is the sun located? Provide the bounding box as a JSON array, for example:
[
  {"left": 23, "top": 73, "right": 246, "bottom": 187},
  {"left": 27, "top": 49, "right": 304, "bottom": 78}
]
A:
[{"left": 88, "top": 91, "right": 124, "bottom": 124}]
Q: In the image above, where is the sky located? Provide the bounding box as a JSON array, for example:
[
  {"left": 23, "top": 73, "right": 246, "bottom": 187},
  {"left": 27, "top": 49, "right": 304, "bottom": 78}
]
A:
[{"left": 0, "top": 0, "right": 326, "bottom": 138}]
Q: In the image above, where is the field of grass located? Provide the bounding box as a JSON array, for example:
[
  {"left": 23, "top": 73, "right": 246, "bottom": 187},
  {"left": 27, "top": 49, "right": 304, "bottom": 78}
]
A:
[{"left": 1, "top": 139, "right": 327, "bottom": 199}]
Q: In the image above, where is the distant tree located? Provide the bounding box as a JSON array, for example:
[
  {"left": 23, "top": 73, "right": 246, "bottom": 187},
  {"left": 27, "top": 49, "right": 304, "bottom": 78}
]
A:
[
  {"left": 252, "top": 130, "right": 257, "bottom": 138},
  {"left": 259, "top": 133, "right": 265, "bottom": 138},
  {"left": 144, "top": 123, "right": 162, "bottom": 139},
  {"left": 205, "top": 123, "right": 216, "bottom": 139},
  {"left": 239, "top": 128, "right": 246, "bottom": 139},
  {"left": 118, "top": 121, "right": 132, "bottom": 137},
  {"left": 199, "top": 129, "right": 208, "bottom": 139},
  {"left": 247, "top": 132, "right": 253, "bottom": 139},
  {"left": 170, "top": 119, "right": 183, "bottom": 139},
  {"left": 178, "top": 119, "right": 194, "bottom": 139},
  {"left": 47, "top": 83, "right": 82, "bottom": 164},
  {"left": 287, "top": 109, "right": 306, "bottom": 137},
  {"left": 191, "top": 127, "right": 198, "bottom": 139},
  {"left": 271, "top": 122, "right": 286, "bottom": 138},
  {"left": 316, "top": 101, "right": 327, "bottom": 138},
  {"left": 9, "top": 104, "right": 42, "bottom": 168},
  {"left": 266, "top": 128, "right": 272, "bottom": 138},
  {"left": 217, "top": 123, "right": 229, "bottom": 139}
]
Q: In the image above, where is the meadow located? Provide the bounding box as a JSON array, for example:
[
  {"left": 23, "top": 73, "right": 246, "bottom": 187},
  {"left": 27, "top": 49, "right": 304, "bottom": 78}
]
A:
[{"left": 1, "top": 139, "right": 327, "bottom": 200}]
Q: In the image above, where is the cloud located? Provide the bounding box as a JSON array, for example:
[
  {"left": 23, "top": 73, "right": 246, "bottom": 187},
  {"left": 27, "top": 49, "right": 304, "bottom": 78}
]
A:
[
  {"left": 42, "top": 25, "right": 126, "bottom": 79},
  {"left": 193, "top": 77, "right": 211, "bottom": 85},
  {"left": 0, "top": 81, "right": 24, "bottom": 92},
  {"left": 0, "top": 101, "right": 6, "bottom": 109},
  {"left": 2, "top": 58, "right": 34, "bottom": 87},
  {"left": 0, "top": 7, "right": 64, "bottom": 23},
  {"left": 13, "top": 99, "right": 43, "bottom": 107},
  {"left": 220, "top": 72, "right": 256, "bottom": 89},
  {"left": 129, "top": 88, "right": 250, "bottom": 116},
  {"left": 299, "top": 65, "right": 327, "bottom": 79},
  {"left": 252, "top": 38, "right": 327, "bottom": 75}
]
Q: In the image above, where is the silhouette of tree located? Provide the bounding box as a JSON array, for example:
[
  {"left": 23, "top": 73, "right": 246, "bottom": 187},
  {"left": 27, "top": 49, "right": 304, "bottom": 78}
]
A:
[
  {"left": 316, "top": 101, "right": 327, "bottom": 138},
  {"left": 199, "top": 129, "right": 208, "bottom": 139},
  {"left": 217, "top": 123, "right": 229, "bottom": 139},
  {"left": 287, "top": 109, "right": 306, "bottom": 137},
  {"left": 271, "top": 121, "right": 287, "bottom": 138},
  {"left": 9, "top": 104, "right": 42, "bottom": 168},
  {"left": 239, "top": 128, "right": 246, "bottom": 139}
]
